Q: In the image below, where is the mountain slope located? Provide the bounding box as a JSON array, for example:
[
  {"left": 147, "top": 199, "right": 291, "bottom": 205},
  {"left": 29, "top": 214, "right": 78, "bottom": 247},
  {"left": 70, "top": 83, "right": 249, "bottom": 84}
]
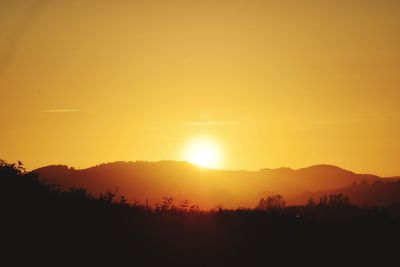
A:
[
  {"left": 35, "top": 161, "right": 381, "bottom": 209},
  {"left": 293, "top": 179, "right": 400, "bottom": 206}
]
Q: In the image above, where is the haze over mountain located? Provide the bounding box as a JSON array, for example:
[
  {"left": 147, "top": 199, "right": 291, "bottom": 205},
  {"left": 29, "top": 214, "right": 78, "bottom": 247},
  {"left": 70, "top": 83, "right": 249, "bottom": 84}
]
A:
[{"left": 35, "top": 161, "right": 384, "bottom": 209}]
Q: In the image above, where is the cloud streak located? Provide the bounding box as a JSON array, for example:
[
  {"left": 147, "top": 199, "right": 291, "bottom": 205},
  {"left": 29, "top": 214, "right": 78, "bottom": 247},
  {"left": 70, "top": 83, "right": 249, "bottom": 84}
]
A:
[
  {"left": 41, "top": 109, "right": 82, "bottom": 113},
  {"left": 184, "top": 121, "right": 237, "bottom": 126}
]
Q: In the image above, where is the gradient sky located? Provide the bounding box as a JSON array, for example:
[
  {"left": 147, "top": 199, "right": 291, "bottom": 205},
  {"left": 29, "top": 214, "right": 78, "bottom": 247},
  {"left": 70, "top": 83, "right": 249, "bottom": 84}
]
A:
[{"left": 1, "top": 0, "right": 399, "bottom": 176}]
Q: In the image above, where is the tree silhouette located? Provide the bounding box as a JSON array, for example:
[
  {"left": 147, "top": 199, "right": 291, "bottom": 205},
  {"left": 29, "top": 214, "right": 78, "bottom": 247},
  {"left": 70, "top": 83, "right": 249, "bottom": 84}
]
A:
[
  {"left": 1, "top": 159, "right": 400, "bottom": 267},
  {"left": 256, "top": 194, "right": 285, "bottom": 211}
]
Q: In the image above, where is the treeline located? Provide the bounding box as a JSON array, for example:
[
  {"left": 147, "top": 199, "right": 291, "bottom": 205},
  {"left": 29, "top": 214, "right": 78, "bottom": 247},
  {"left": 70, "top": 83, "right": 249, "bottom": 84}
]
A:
[{"left": 1, "top": 160, "right": 400, "bottom": 267}]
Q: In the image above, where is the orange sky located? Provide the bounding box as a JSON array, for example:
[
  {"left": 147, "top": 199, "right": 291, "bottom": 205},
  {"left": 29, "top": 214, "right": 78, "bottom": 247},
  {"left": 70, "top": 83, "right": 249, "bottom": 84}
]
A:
[{"left": 1, "top": 0, "right": 399, "bottom": 176}]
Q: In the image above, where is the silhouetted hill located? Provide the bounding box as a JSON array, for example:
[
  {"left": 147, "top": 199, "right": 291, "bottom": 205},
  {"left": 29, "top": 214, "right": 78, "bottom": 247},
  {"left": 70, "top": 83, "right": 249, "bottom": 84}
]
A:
[
  {"left": 3, "top": 159, "right": 400, "bottom": 267},
  {"left": 383, "top": 176, "right": 400, "bottom": 182},
  {"left": 294, "top": 179, "right": 400, "bottom": 206},
  {"left": 35, "top": 161, "right": 381, "bottom": 209}
]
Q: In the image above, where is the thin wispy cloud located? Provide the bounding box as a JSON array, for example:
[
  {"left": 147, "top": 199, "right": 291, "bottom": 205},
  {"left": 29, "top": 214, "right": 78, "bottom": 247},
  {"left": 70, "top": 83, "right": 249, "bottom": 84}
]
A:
[
  {"left": 184, "top": 121, "right": 237, "bottom": 126},
  {"left": 308, "top": 113, "right": 400, "bottom": 125},
  {"left": 367, "top": 112, "right": 400, "bottom": 119},
  {"left": 308, "top": 120, "right": 339, "bottom": 125},
  {"left": 41, "top": 109, "right": 82, "bottom": 113}
]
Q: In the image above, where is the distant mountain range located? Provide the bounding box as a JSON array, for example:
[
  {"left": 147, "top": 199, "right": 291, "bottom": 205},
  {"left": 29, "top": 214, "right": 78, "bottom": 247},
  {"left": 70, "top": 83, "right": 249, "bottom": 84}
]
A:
[{"left": 34, "top": 161, "right": 397, "bottom": 209}]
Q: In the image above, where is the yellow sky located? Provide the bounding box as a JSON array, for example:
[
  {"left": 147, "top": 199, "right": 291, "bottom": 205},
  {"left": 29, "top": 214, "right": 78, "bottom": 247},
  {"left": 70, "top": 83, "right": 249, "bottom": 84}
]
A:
[{"left": 1, "top": 0, "right": 399, "bottom": 176}]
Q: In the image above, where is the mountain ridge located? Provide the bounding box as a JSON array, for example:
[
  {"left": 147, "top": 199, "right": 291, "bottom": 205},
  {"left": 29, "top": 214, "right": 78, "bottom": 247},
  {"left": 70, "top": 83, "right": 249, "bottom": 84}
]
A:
[{"left": 34, "top": 161, "right": 383, "bottom": 209}]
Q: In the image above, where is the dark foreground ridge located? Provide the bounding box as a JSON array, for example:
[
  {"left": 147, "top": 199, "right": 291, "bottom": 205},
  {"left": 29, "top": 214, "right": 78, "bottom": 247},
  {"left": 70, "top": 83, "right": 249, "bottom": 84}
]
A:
[{"left": 1, "top": 160, "right": 400, "bottom": 267}]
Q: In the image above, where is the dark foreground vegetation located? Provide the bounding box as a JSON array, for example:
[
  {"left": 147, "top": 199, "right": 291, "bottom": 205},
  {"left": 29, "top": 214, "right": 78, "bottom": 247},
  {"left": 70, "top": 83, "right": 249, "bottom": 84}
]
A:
[{"left": 1, "top": 160, "right": 400, "bottom": 267}]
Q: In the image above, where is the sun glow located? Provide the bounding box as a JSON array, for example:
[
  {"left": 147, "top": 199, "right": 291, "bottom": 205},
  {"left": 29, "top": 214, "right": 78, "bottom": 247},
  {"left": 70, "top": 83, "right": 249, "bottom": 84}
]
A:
[{"left": 184, "top": 138, "right": 222, "bottom": 169}]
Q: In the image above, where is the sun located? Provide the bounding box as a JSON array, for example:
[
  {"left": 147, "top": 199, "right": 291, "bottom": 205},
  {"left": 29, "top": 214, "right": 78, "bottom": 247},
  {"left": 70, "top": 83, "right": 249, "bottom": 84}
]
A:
[{"left": 184, "top": 138, "right": 222, "bottom": 169}]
